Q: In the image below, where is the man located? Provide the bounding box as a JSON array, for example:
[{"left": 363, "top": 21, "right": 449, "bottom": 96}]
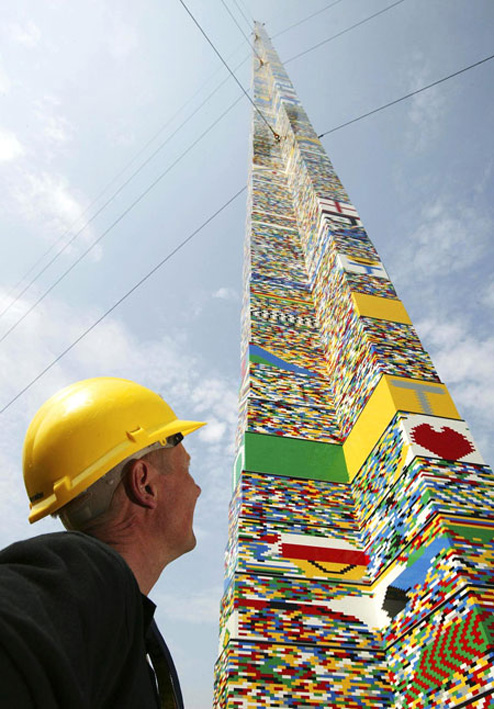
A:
[{"left": 0, "top": 377, "right": 205, "bottom": 708}]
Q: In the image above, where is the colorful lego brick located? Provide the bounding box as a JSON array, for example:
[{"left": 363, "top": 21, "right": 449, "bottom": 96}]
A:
[
  {"left": 214, "top": 641, "right": 393, "bottom": 708},
  {"left": 234, "top": 472, "right": 357, "bottom": 535},
  {"left": 388, "top": 598, "right": 494, "bottom": 708},
  {"left": 346, "top": 272, "right": 398, "bottom": 297},
  {"left": 246, "top": 398, "right": 340, "bottom": 442},
  {"left": 218, "top": 573, "right": 386, "bottom": 651},
  {"left": 248, "top": 362, "right": 330, "bottom": 408},
  {"left": 248, "top": 344, "right": 318, "bottom": 377}
]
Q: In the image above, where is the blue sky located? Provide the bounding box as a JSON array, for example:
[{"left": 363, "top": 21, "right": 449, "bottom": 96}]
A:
[{"left": 0, "top": 0, "right": 493, "bottom": 706}]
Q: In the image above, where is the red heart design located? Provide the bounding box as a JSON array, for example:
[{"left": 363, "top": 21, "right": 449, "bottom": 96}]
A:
[{"left": 410, "top": 423, "right": 474, "bottom": 461}]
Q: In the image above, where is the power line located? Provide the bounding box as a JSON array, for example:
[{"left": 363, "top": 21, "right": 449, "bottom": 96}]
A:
[
  {"left": 0, "top": 51, "right": 250, "bottom": 323},
  {"left": 273, "top": 0, "right": 347, "bottom": 39},
  {"left": 219, "top": 0, "right": 261, "bottom": 62},
  {"left": 317, "top": 51, "right": 494, "bottom": 138},
  {"left": 285, "top": 0, "right": 407, "bottom": 64},
  {"left": 0, "top": 94, "right": 244, "bottom": 346},
  {"left": 177, "top": 0, "right": 280, "bottom": 140},
  {"left": 0, "top": 185, "right": 246, "bottom": 415},
  {"left": 230, "top": 0, "right": 254, "bottom": 32}
]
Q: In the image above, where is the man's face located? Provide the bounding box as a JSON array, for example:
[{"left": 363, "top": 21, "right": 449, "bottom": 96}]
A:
[{"left": 149, "top": 442, "right": 201, "bottom": 561}]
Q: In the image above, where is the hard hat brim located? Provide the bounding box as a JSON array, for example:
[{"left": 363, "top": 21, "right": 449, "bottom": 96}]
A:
[{"left": 172, "top": 420, "right": 207, "bottom": 437}]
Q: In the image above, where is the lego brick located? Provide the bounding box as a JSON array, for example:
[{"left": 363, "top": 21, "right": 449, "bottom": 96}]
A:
[
  {"left": 248, "top": 344, "right": 318, "bottom": 377},
  {"left": 343, "top": 375, "right": 460, "bottom": 480},
  {"left": 245, "top": 397, "right": 340, "bottom": 443},
  {"left": 388, "top": 600, "right": 494, "bottom": 708},
  {"left": 233, "top": 472, "right": 357, "bottom": 535},
  {"left": 351, "top": 292, "right": 412, "bottom": 324},
  {"left": 400, "top": 413, "right": 485, "bottom": 466},
  {"left": 214, "top": 640, "right": 393, "bottom": 708},
  {"left": 337, "top": 254, "right": 389, "bottom": 279},
  {"left": 239, "top": 431, "right": 348, "bottom": 483}
]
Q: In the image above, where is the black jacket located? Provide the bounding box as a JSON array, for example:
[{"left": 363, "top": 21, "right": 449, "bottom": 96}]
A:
[{"left": 0, "top": 531, "right": 183, "bottom": 708}]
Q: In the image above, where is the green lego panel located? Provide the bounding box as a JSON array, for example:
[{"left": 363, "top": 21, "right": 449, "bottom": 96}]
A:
[{"left": 235, "top": 432, "right": 348, "bottom": 486}]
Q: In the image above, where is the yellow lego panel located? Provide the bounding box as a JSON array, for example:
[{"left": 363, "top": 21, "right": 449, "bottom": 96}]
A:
[
  {"left": 343, "top": 375, "right": 460, "bottom": 480},
  {"left": 351, "top": 293, "right": 412, "bottom": 324}
]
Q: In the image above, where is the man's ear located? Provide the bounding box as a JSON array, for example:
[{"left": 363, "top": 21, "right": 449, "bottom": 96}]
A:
[{"left": 125, "top": 458, "right": 159, "bottom": 509}]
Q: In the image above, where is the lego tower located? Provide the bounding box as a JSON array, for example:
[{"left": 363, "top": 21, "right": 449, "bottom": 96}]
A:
[{"left": 214, "top": 23, "right": 494, "bottom": 708}]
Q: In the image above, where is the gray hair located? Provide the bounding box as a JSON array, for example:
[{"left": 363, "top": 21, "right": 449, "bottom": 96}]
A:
[{"left": 56, "top": 441, "right": 167, "bottom": 531}]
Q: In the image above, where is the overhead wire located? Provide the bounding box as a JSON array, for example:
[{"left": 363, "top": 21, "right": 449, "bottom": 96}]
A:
[
  {"left": 0, "top": 93, "right": 245, "bottom": 346},
  {"left": 218, "top": 0, "right": 262, "bottom": 62},
  {"left": 273, "top": 0, "right": 347, "bottom": 39},
  {"left": 0, "top": 185, "right": 247, "bottom": 414},
  {"left": 317, "top": 51, "right": 494, "bottom": 137},
  {"left": 285, "top": 0, "right": 407, "bottom": 64},
  {"left": 230, "top": 0, "right": 254, "bottom": 31},
  {"left": 177, "top": 0, "right": 279, "bottom": 140},
  {"left": 1, "top": 46, "right": 250, "bottom": 321}
]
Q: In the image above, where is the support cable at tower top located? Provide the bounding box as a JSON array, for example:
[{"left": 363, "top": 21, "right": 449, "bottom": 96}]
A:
[
  {"left": 230, "top": 0, "right": 254, "bottom": 32},
  {"left": 285, "top": 0, "right": 407, "bottom": 64},
  {"left": 218, "top": 0, "right": 263, "bottom": 64},
  {"left": 317, "top": 51, "right": 494, "bottom": 137},
  {"left": 177, "top": 0, "right": 280, "bottom": 142},
  {"left": 0, "top": 185, "right": 247, "bottom": 415}
]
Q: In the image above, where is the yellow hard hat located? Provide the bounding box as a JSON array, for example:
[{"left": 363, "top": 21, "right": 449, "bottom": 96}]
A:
[{"left": 23, "top": 377, "right": 206, "bottom": 523}]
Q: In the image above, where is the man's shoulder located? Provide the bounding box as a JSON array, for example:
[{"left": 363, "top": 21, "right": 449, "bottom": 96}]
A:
[
  {"left": 1, "top": 530, "right": 121, "bottom": 564},
  {"left": 0, "top": 531, "right": 137, "bottom": 598},
  {"left": 2, "top": 530, "right": 116, "bottom": 556}
]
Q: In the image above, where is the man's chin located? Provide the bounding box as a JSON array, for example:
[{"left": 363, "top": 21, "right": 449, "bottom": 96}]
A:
[{"left": 186, "top": 532, "right": 197, "bottom": 553}]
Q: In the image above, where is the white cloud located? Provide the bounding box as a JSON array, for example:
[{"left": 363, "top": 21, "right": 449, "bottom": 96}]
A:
[
  {"left": 8, "top": 21, "right": 41, "bottom": 48},
  {"left": 154, "top": 587, "right": 222, "bottom": 623},
  {"left": 0, "top": 129, "right": 25, "bottom": 162},
  {"left": 417, "top": 319, "right": 494, "bottom": 385},
  {"left": 199, "top": 418, "right": 226, "bottom": 443},
  {"left": 109, "top": 126, "right": 136, "bottom": 147},
  {"left": 400, "top": 197, "right": 492, "bottom": 279},
  {"left": 213, "top": 287, "right": 238, "bottom": 301},
  {"left": 481, "top": 281, "right": 494, "bottom": 310},
  {"left": 406, "top": 56, "right": 447, "bottom": 151},
  {"left": 0, "top": 59, "right": 11, "bottom": 95},
  {"left": 190, "top": 378, "right": 238, "bottom": 430},
  {"left": 415, "top": 315, "right": 494, "bottom": 463},
  {"left": 34, "top": 97, "right": 74, "bottom": 146},
  {"left": 107, "top": 21, "right": 138, "bottom": 59},
  {"left": 475, "top": 160, "right": 493, "bottom": 197},
  {"left": 11, "top": 170, "right": 98, "bottom": 254}
]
